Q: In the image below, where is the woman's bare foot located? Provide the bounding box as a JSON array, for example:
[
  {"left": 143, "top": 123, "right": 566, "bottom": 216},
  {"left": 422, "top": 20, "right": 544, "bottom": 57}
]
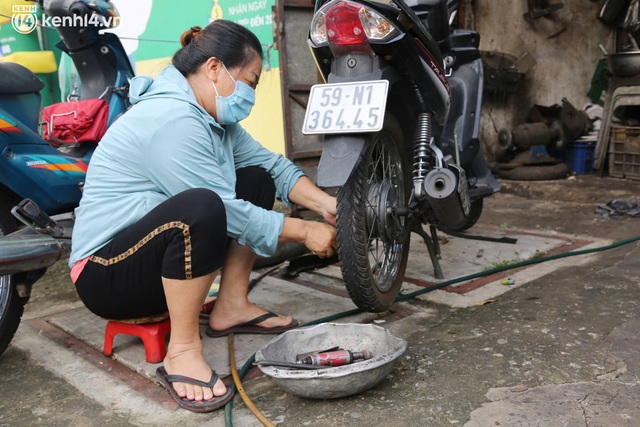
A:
[
  {"left": 163, "top": 341, "right": 226, "bottom": 401},
  {"left": 208, "top": 300, "right": 293, "bottom": 332}
]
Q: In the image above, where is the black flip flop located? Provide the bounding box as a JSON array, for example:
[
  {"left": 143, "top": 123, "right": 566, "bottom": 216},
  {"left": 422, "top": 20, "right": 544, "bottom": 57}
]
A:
[
  {"left": 156, "top": 366, "right": 234, "bottom": 413},
  {"left": 205, "top": 312, "right": 299, "bottom": 338}
]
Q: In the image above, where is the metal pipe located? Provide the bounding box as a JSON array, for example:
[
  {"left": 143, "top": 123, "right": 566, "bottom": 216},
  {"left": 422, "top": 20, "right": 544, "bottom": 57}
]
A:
[{"left": 0, "top": 233, "right": 69, "bottom": 275}]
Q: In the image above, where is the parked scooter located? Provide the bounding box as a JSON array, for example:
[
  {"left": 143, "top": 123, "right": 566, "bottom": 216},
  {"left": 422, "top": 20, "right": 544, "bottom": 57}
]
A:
[
  {"left": 305, "top": 0, "right": 500, "bottom": 312},
  {"left": 0, "top": 0, "right": 134, "bottom": 356}
]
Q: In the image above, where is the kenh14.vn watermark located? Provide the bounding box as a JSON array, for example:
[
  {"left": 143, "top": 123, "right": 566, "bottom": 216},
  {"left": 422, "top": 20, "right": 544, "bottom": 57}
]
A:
[{"left": 11, "top": 4, "right": 120, "bottom": 35}]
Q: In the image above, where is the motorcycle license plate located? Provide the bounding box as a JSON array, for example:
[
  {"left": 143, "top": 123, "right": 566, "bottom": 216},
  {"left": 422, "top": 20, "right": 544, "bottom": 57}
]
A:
[{"left": 302, "top": 80, "right": 389, "bottom": 135}]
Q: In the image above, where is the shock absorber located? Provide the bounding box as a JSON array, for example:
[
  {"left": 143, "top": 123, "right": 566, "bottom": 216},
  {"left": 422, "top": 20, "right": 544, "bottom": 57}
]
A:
[{"left": 412, "top": 112, "right": 433, "bottom": 200}]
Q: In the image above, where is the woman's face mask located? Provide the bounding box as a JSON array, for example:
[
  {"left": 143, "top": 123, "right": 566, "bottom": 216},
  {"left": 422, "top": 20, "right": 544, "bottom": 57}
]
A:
[{"left": 211, "top": 63, "right": 255, "bottom": 125}]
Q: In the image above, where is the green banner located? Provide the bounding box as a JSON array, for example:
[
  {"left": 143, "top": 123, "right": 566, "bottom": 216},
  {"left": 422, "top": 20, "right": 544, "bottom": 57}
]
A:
[{"left": 134, "top": 0, "right": 278, "bottom": 69}]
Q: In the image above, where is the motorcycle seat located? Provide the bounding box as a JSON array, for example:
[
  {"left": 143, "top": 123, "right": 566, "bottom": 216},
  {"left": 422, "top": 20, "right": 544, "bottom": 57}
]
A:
[
  {"left": 0, "top": 63, "right": 45, "bottom": 133},
  {"left": 404, "top": 0, "right": 457, "bottom": 42},
  {"left": 0, "top": 63, "right": 44, "bottom": 95}
]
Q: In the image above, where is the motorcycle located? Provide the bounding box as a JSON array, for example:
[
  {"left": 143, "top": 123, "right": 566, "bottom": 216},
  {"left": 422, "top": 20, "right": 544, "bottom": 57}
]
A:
[
  {"left": 0, "top": 0, "right": 133, "bottom": 356},
  {"left": 304, "top": 0, "right": 500, "bottom": 312}
]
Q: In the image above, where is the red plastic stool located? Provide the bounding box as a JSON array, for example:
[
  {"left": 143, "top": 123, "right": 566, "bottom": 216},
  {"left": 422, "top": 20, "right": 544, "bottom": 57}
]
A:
[{"left": 103, "top": 313, "right": 171, "bottom": 363}]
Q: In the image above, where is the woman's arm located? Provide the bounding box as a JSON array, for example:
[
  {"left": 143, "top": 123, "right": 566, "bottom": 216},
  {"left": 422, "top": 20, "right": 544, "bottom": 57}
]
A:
[
  {"left": 287, "top": 176, "right": 337, "bottom": 226},
  {"left": 231, "top": 126, "right": 305, "bottom": 205},
  {"left": 231, "top": 126, "right": 338, "bottom": 256},
  {"left": 278, "top": 176, "right": 338, "bottom": 258}
]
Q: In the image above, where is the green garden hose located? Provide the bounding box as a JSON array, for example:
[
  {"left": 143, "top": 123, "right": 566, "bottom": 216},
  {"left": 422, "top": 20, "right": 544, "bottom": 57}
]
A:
[{"left": 224, "top": 233, "right": 640, "bottom": 426}]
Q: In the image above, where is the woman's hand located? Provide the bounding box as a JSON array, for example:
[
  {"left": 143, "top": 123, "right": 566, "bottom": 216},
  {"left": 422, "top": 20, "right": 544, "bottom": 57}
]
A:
[
  {"left": 280, "top": 217, "right": 337, "bottom": 258},
  {"left": 303, "top": 220, "right": 337, "bottom": 258},
  {"left": 283, "top": 176, "right": 338, "bottom": 256}
]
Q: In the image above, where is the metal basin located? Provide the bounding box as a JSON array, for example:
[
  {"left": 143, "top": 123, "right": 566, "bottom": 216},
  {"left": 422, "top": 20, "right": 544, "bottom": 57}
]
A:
[
  {"left": 607, "top": 51, "right": 640, "bottom": 77},
  {"left": 255, "top": 322, "right": 407, "bottom": 399}
]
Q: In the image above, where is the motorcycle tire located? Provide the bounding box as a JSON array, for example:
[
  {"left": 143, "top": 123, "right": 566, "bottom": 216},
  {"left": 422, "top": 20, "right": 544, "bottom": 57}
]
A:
[
  {"left": 0, "top": 276, "right": 28, "bottom": 357},
  {"left": 336, "top": 115, "right": 411, "bottom": 313},
  {"left": 0, "top": 191, "right": 28, "bottom": 357}
]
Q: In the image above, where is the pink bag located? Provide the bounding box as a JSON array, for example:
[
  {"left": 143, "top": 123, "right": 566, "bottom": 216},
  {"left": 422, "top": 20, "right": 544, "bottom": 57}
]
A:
[{"left": 42, "top": 98, "right": 109, "bottom": 144}]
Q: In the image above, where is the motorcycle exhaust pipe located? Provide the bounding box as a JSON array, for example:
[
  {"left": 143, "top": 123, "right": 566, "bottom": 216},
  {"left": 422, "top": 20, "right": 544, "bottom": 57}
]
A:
[
  {"left": 0, "top": 232, "right": 69, "bottom": 275},
  {"left": 423, "top": 164, "right": 471, "bottom": 230}
]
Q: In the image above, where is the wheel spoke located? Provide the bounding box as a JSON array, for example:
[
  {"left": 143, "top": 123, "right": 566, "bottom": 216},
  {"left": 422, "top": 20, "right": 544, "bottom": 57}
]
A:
[
  {"left": 361, "top": 134, "right": 406, "bottom": 287},
  {"left": 336, "top": 120, "right": 410, "bottom": 312}
]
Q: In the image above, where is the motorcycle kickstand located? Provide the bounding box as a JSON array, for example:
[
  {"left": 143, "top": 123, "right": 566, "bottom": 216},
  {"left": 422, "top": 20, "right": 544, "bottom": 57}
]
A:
[
  {"left": 412, "top": 223, "right": 444, "bottom": 280},
  {"left": 429, "top": 224, "right": 442, "bottom": 258}
]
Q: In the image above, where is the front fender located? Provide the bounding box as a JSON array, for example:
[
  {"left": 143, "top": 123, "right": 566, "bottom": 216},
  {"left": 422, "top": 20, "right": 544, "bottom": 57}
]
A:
[
  {"left": 316, "top": 134, "right": 367, "bottom": 188},
  {"left": 315, "top": 60, "right": 401, "bottom": 188}
]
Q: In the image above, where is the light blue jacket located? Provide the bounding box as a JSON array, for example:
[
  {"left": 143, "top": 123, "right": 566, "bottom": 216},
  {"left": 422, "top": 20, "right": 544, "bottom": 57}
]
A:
[{"left": 69, "top": 65, "right": 304, "bottom": 265}]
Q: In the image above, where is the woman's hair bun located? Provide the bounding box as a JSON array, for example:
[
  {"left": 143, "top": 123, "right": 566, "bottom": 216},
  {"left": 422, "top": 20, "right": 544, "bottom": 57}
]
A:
[
  {"left": 172, "top": 20, "right": 263, "bottom": 77},
  {"left": 180, "top": 26, "right": 202, "bottom": 47}
]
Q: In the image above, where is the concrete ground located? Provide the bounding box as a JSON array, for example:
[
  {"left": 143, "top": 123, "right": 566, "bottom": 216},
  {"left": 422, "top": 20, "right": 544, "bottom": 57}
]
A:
[{"left": 0, "top": 174, "right": 639, "bottom": 427}]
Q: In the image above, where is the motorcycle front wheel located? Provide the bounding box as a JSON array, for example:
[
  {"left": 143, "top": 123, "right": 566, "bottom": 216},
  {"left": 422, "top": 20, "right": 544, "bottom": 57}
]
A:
[
  {"left": 336, "top": 117, "right": 411, "bottom": 312},
  {"left": 0, "top": 192, "right": 27, "bottom": 357},
  {"left": 0, "top": 275, "right": 26, "bottom": 357}
]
